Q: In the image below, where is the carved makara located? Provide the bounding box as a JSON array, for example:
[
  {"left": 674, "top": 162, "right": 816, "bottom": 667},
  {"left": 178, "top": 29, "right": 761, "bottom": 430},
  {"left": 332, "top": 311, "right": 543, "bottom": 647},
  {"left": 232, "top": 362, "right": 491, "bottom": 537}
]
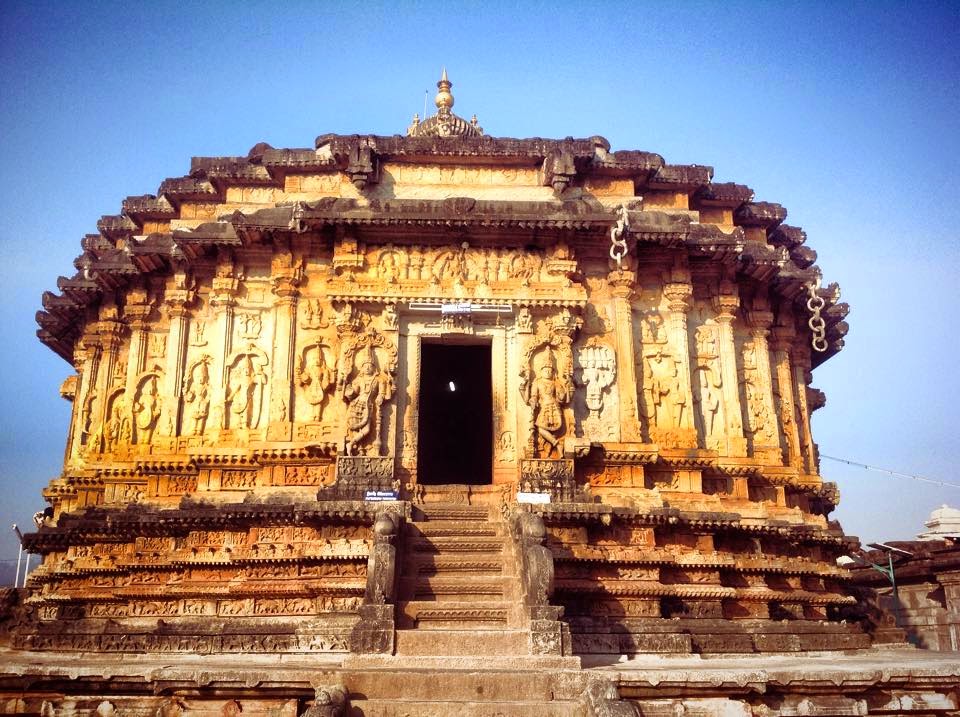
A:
[
  {"left": 225, "top": 347, "right": 269, "bottom": 430},
  {"left": 297, "top": 342, "right": 335, "bottom": 422}
]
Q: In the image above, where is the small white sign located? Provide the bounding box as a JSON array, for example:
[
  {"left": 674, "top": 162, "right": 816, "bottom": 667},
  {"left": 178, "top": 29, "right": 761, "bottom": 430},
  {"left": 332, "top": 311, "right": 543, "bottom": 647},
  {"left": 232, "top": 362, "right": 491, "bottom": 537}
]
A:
[{"left": 516, "top": 492, "right": 551, "bottom": 504}]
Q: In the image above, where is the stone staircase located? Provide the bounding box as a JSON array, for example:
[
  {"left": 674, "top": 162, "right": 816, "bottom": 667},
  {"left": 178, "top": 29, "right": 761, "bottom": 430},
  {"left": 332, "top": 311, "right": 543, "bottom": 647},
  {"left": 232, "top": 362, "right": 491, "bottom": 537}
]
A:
[{"left": 393, "top": 503, "right": 531, "bottom": 657}]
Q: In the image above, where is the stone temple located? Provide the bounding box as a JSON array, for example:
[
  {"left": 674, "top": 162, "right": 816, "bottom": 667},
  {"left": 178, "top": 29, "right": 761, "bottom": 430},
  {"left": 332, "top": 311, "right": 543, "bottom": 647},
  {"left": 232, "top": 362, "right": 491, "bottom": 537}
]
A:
[{"left": 3, "top": 73, "right": 959, "bottom": 715}]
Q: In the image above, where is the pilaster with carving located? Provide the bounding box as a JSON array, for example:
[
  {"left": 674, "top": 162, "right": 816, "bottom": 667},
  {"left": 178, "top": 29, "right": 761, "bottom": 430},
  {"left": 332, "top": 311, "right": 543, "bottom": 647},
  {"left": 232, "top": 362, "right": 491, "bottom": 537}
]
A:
[
  {"left": 713, "top": 277, "right": 747, "bottom": 456},
  {"left": 609, "top": 270, "right": 642, "bottom": 442},
  {"left": 88, "top": 305, "right": 124, "bottom": 455},
  {"left": 268, "top": 241, "right": 302, "bottom": 440},
  {"left": 69, "top": 337, "right": 100, "bottom": 462},
  {"left": 648, "top": 263, "right": 695, "bottom": 448},
  {"left": 161, "top": 266, "right": 195, "bottom": 442},
  {"left": 791, "top": 338, "right": 818, "bottom": 476},
  {"left": 210, "top": 252, "right": 241, "bottom": 433},
  {"left": 744, "top": 299, "right": 781, "bottom": 462},
  {"left": 770, "top": 310, "right": 802, "bottom": 469}
]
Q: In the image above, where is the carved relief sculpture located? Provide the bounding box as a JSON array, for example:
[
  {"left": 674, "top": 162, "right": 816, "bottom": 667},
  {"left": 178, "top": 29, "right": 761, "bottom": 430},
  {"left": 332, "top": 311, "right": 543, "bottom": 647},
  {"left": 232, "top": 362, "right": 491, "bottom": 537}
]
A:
[
  {"left": 643, "top": 347, "right": 685, "bottom": 432},
  {"left": 520, "top": 312, "right": 579, "bottom": 458},
  {"left": 297, "top": 343, "right": 335, "bottom": 422},
  {"left": 133, "top": 373, "right": 162, "bottom": 444},
  {"left": 337, "top": 328, "right": 396, "bottom": 456},
  {"left": 182, "top": 356, "right": 212, "bottom": 436},
  {"left": 226, "top": 350, "right": 268, "bottom": 430}
]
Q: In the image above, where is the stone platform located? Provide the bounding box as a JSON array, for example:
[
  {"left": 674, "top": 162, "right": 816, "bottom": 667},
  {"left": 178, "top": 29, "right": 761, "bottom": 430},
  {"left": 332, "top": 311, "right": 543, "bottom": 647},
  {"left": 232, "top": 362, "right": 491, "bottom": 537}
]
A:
[{"left": 2, "top": 647, "right": 958, "bottom": 716}]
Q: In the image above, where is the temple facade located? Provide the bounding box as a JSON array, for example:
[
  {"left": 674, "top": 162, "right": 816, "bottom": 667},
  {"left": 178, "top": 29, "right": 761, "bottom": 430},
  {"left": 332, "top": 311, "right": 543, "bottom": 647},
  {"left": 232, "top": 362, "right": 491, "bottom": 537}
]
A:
[{"left": 3, "top": 74, "right": 959, "bottom": 716}]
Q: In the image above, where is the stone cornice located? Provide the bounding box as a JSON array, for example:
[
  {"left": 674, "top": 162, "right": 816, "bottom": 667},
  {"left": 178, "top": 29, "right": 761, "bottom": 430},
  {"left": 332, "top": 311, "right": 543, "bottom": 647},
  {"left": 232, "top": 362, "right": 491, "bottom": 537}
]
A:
[{"left": 36, "top": 132, "right": 847, "bottom": 367}]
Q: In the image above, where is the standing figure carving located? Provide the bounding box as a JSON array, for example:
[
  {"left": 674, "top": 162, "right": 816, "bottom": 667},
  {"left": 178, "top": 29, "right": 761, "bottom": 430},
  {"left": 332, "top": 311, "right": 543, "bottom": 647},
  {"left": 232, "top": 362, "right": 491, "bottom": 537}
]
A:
[
  {"left": 182, "top": 356, "right": 212, "bottom": 435},
  {"left": 643, "top": 347, "right": 684, "bottom": 430},
  {"left": 226, "top": 351, "right": 268, "bottom": 430},
  {"left": 297, "top": 344, "right": 334, "bottom": 422},
  {"left": 695, "top": 366, "right": 722, "bottom": 437},
  {"left": 133, "top": 374, "right": 162, "bottom": 445},
  {"left": 103, "top": 391, "right": 131, "bottom": 452},
  {"left": 521, "top": 349, "right": 572, "bottom": 458},
  {"left": 341, "top": 346, "right": 393, "bottom": 456}
]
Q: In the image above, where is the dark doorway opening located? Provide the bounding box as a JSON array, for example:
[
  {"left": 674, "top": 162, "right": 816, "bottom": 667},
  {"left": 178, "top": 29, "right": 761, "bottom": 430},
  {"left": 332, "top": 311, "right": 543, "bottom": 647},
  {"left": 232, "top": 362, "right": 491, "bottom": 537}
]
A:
[{"left": 417, "top": 342, "right": 492, "bottom": 485}]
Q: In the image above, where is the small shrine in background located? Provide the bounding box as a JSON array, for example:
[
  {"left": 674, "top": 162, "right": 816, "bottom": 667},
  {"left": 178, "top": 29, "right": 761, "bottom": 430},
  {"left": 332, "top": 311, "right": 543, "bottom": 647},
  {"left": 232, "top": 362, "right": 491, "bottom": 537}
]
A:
[{"left": 2, "top": 72, "right": 958, "bottom": 716}]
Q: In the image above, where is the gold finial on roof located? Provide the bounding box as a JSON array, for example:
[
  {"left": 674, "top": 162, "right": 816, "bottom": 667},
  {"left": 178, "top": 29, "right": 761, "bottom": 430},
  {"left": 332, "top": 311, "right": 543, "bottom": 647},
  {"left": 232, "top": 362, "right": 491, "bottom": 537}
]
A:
[{"left": 435, "top": 67, "right": 454, "bottom": 117}]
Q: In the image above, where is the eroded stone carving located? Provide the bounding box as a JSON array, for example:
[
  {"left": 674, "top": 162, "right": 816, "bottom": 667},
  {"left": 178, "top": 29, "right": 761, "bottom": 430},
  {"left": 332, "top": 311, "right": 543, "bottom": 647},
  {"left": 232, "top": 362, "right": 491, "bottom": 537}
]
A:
[
  {"left": 336, "top": 327, "right": 396, "bottom": 456},
  {"left": 182, "top": 355, "right": 212, "bottom": 435},
  {"left": 226, "top": 348, "right": 268, "bottom": 430},
  {"left": 297, "top": 342, "right": 335, "bottom": 422},
  {"left": 133, "top": 372, "right": 163, "bottom": 444}
]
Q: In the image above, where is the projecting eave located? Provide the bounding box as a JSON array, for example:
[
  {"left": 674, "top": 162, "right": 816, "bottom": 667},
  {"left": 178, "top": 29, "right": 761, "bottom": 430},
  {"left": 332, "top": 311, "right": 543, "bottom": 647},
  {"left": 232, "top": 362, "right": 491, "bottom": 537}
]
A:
[{"left": 36, "top": 132, "right": 848, "bottom": 366}]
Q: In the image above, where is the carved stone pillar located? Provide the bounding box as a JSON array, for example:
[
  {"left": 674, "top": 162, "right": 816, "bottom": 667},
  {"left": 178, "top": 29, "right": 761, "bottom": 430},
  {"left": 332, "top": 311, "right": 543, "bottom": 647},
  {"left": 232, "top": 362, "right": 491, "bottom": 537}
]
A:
[
  {"left": 161, "top": 274, "right": 194, "bottom": 439},
  {"left": 713, "top": 280, "right": 747, "bottom": 457},
  {"left": 662, "top": 269, "right": 696, "bottom": 443},
  {"left": 68, "top": 337, "right": 99, "bottom": 461},
  {"left": 770, "top": 316, "right": 802, "bottom": 469},
  {"left": 745, "top": 303, "right": 781, "bottom": 462},
  {"left": 609, "top": 270, "right": 642, "bottom": 442},
  {"left": 123, "top": 288, "right": 152, "bottom": 387},
  {"left": 210, "top": 254, "right": 240, "bottom": 430},
  {"left": 89, "top": 307, "right": 125, "bottom": 452},
  {"left": 791, "top": 338, "right": 817, "bottom": 476},
  {"left": 268, "top": 251, "right": 301, "bottom": 441},
  {"left": 400, "top": 333, "right": 420, "bottom": 477}
]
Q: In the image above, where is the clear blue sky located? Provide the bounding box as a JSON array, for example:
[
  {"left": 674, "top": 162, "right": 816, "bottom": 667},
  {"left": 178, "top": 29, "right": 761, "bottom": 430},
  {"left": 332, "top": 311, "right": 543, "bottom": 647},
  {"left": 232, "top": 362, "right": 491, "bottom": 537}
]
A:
[{"left": 1, "top": 1, "right": 958, "bottom": 567}]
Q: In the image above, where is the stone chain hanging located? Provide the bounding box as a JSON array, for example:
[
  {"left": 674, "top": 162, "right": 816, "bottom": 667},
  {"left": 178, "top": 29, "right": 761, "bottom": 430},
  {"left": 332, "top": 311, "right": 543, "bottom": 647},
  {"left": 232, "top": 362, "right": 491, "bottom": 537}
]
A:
[
  {"left": 609, "top": 205, "right": 630, "bottom": 268},
  {"left": 806, "top": 274, "right": 828, "bottom": 352}
]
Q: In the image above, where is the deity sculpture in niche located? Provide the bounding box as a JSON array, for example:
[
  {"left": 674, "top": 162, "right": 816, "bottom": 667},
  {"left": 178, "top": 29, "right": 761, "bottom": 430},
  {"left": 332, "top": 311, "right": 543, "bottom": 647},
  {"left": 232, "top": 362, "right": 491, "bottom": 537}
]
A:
[
  {"left": 335, "top": 325, "right": 397, "bottom": 456},
  {"left": 103, "top": 389, "right": 131, "bottom": 452},
  {"left": 522, "top": 349, "right": 570, "bottom": 458},
  {"left": 694, "top": 365, "right": 722, "bottom": 438},
  {"left": 225, "top": 349, "right": 268, "bottom": 430},
  {"left": 521, "top": 312, "right": 578, "bottom": 458},
  {"left": 182, "top": 356, "right": 212, "bottom": 435},
  {"left": 133, "top": 373, "right": 162, "bottom": 444},
  {"left": 643, "top": 347, "right": 685, "bottom": 431},
  {"left": 297, "top": 343, "right": 335, "bottom": 422}
]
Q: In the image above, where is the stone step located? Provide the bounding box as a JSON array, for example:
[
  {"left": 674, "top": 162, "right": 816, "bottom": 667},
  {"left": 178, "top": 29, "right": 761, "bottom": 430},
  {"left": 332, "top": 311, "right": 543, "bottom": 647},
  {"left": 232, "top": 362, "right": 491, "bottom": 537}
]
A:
[
  {"left": 412, "top": 505, "right": 492, "bottom": 522},
  {"left": 399, "top": 576, "right": 510, "bottom": 600},
  {"left": 343, "top": 666, "right": 587, "bottom": 700},
  {"left": 405, "top": 554, "right": 506, "bottom": 575},
  {"left": 406, "top": 536, "right": 505, "bottom": 554},
  {"left": 398, "top": 600, "right": 512, "bottom": 628},
  {"left": 347, "top": 698, "right": 583, "bottom": 717},
  {"left": 408, "top": 521, "right": 502, "bottom": 538},
  {"left": 394, "top": 628, "right": 529, "bottom": 656}
]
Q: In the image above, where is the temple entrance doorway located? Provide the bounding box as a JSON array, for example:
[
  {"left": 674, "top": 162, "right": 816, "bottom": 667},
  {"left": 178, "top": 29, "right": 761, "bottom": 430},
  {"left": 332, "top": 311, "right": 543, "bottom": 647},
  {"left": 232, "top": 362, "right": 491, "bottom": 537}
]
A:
[{"left": 417, "top": 341, "right": 492, "bottom": 485}]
